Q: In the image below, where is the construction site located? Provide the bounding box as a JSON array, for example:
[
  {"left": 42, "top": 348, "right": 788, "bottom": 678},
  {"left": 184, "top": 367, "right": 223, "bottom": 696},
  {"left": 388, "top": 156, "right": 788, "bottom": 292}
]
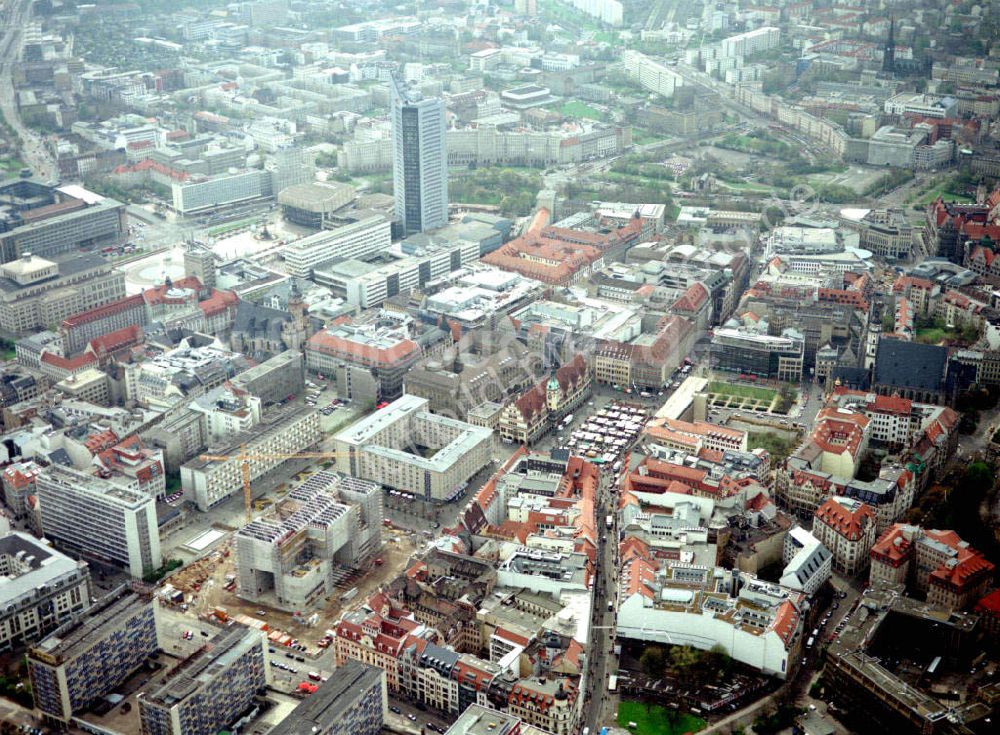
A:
[{"left": 155, "top": 459, "right": 422, "bottom": 657}]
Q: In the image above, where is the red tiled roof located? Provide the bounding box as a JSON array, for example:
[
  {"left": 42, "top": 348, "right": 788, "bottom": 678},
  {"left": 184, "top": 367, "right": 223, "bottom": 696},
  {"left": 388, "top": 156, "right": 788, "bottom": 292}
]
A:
[
  {"left": 41, "top": 352, "right": 97, "bottom": 371},
  {"left": 770, "top": 600, "right": 800, "bottom": 648},
  {"left": 869, "top": 394, "right": 912, "bottom": 415},
  {"left": 88, "top": 324, "right": 144, "bottom": 356},
  {"left": 113, "top": 158, "right": 191, "bottom": 182},
  {"left": 63, "top": 294, "right": 146, "bottom": 329},
  {"left": 815, "top": 497, "right": 874, "bottom": 541},
  {"left": 671, "top": 282, "right": 710, "bottom": 313},
  {"left": 197, "top": 288, "right": 239, "bottom": 317},
  {"left": 975, "top": 589, "right": 1000, "bottom": 617},
  {"left": 810, "top": 408, "right": 869, "bottom": 459},
  {"left": 143, "top": 276, "right": 203, "bottom": 306},
  {"left": 306, "top": 329, "right": 421, "bottom": 367}
]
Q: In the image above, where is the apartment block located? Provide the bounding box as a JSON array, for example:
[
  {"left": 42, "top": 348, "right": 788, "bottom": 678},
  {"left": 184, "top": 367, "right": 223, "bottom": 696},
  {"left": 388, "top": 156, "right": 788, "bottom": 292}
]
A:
[
  {"left": 181, "top": 403, "right": 320, "bottom": 510},
  {"left": 282, "top": 216, "right": 391, "bottom": 278},
  {"left": 139, "top": 628, "right": 269, "bottom": 735},
  {"left": 266, "top": 660, "right": 386, "bottom": 735},
  {"left": 622, "top": 50, "right": 683, "bottom": 99},
  {"left": 28, "top": 588, "right": 159, "bottom": 724},
  {"left": 333, "top": 394, "right": 493, "bottom": 502},
  {"left": 0, "top": 532, "right": 91, "bottom": 652},
  {"left": 34, "top": 465, "right": 162, "bottom": 578}
]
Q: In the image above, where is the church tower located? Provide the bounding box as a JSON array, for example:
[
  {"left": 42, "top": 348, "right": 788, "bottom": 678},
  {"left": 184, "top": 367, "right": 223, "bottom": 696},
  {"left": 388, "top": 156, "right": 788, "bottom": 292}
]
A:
[{"left": 882, "top": 17, "right": 896, "bottom": 75}]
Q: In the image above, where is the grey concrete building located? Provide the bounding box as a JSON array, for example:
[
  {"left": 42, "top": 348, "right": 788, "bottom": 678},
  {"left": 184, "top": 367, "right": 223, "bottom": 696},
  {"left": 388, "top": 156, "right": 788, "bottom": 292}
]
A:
[
  {"left": 28, "top": 588, "right": 159, "bottom": 725},
  {"left": 228, "top": 349, "right": 305, "bottom": 406},
  {"left": 139, "top": 627, "right": 269, "bottom": 735},
  {"left": 0, "top": 532, "right": 92, "bottom": 652},
  {"left": 391, "top": 75, "right": 448, "bottom": 235}
]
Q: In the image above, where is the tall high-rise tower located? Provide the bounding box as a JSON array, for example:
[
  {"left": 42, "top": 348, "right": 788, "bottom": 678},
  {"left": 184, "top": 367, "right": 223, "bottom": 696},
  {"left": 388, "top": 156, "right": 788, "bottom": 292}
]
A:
[
  {"left": 391, "top": 75, "right": 448, "bottom": 235},
  {"left": 882, "top": 17, "right": 896, "bottom": 75}
]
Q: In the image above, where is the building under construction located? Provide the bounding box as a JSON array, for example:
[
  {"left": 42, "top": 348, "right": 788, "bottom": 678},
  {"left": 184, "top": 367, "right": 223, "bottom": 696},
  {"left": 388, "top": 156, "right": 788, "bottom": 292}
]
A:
[{"left": 234, "top": 472, "right": 383, "bottom": 611}]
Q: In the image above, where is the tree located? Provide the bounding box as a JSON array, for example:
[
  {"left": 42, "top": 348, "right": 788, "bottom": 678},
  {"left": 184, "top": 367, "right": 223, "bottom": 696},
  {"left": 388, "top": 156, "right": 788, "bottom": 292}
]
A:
[
  {"left": 705, "top": 643, "right": 733, "bottom": 675},
  {"left": 964, "top": 462, "right": 994, "bottom": 495},
  {"left": 668, "top": 644, "right": 701, "bottom": 670},
  {"left": 639, "top": 646, "right": 664, "bottom": 678}
]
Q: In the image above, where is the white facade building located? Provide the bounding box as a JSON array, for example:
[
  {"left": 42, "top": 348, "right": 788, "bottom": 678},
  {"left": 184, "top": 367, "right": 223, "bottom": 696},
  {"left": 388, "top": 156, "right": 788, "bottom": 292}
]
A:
[
  {"left": 780, "top": 527, "right": 832, "bottom": 596},
  {"left": 568, "top": 0, "right": 622, "bottom": 27},
  {"left": 315, "top": 239, "right": 480, "bottom": 309},
  {"left": 171, "top": 170, "right": 273, "bottom": 215},
  {"left": 333, "top": 394, "right": 493, "bottom": 502},
  {"left": 181, "top": 405, "right": 321, "bottom": 511},
  {"left": 720, "top": 27, "right": 780, "bottom": 58},
  {"left": 0, "top": 532, "right": 91, "bottom": 651},
  {"left": 282, "top": 216, "right": 391, "bottom": 278},
  {"left": 617, "top": 565, "right": 803, "bottom": 678},
  {"left": 34, "top": 466, "right": 161, "bottom": 578},
  {"left": 621, "top": 50, "right": 683, "bottom": 99}
]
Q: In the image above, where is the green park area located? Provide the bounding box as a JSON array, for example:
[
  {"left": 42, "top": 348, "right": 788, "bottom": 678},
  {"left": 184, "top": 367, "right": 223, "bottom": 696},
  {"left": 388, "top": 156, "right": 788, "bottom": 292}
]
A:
[
  {"left": 914, "top": 183, "right": 974, "bottom": 207},
  {"left": 708, "top": 381, "right": 779, "bottom": 402},
  {"left": 617, "top": 701, "right": 706, "bottom": 735},
  {"left": 555, "top": 100, "right": 605, "bottom": 121},
  {"left": 706, "top": 381, "right": 797, "bottom": 414},
  {"left": 0, "top": 155, "right": 25, "bottom": 178},
  {"left": 449, "top": 167, "right": 541, "bottom": 217},
  {"left": 749, "top": 431, "right": 799, "bottom": 463},
  {"left": 207, "top": 216, "right": 261, "bottom": 238}
]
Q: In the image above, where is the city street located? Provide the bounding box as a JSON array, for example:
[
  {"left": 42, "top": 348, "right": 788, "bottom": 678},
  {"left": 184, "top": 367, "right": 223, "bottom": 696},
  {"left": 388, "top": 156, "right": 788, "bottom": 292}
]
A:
[
  {"left": 0, "top": 0, "right": 57, "bottom": 179},
  {"left": 582, "top": 463, "right": 621, "bottom": 733}
]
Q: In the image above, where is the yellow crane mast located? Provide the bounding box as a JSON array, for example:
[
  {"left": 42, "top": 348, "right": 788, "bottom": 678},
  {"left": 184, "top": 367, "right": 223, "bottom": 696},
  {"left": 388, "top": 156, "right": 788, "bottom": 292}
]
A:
[{"left": 197, "top": 445, "right": 353, "bottom": 524}]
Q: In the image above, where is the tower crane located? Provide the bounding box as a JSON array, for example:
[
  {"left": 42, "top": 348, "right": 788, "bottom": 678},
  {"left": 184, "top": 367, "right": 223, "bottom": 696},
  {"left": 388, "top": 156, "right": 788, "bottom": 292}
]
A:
[{"left": 197, "top": 445, "right": 355, "bottom": 524}]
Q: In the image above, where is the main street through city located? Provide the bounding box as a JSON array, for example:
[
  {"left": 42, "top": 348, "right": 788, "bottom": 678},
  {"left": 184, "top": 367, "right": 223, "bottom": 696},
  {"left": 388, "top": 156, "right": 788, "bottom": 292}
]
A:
[
  {"left": 582, "top": 463, "right": 621, "bottom": 734},
  {"left": 0, "top": 0, "right": 57, "bottom": 179}
]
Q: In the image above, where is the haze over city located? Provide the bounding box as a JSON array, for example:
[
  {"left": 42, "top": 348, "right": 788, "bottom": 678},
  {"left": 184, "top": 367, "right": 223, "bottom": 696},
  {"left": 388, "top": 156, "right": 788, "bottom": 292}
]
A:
[{"left": 0, "top": 2, "right": 999, "bottom": 735}]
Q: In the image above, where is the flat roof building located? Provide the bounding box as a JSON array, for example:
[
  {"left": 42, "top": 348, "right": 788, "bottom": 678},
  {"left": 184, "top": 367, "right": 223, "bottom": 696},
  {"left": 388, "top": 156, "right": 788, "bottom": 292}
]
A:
[
  {"left": 710, "top": 324, "right": 805, "bottom": 382},
  {"left": 282, "top": 215, "right": 390, "bottom": 278},
  {"left": 235, "top": 472, "right": 382, "bottom": 611},
  {"left": 139, "top": 627, "right": 269, "bottom": 735},
  {"left": 181, "top": 402, "right": 321, "bottom": 511},
  {"left": 0, "top": 252, "right": 127, "bottom": 336},
  {"left": 617, "top": 562, "right": 804, "bottom": 678},
  {"left": 305, "top": 322, "right": 423, "bottom": 401},
  {"left": 266, "top": 660, "right": 386, "bottom": 735},
  {"left": 0, "top": 181, "right": 125, "bottom": 264},
  {"left": 444, "top": 704, "right": 521, "bottom": 735},
  {"left": 34, "top": 465, "right": 161, "bottom": 578},
  {"left": 28, "top": 588, "right": 158, "bottom": 724},
  {"left": 0, "top": 532, "right": 92, "bottom": 652},
  {"left": 333, "top": 394, "right": 494, "bottom": 502}
]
